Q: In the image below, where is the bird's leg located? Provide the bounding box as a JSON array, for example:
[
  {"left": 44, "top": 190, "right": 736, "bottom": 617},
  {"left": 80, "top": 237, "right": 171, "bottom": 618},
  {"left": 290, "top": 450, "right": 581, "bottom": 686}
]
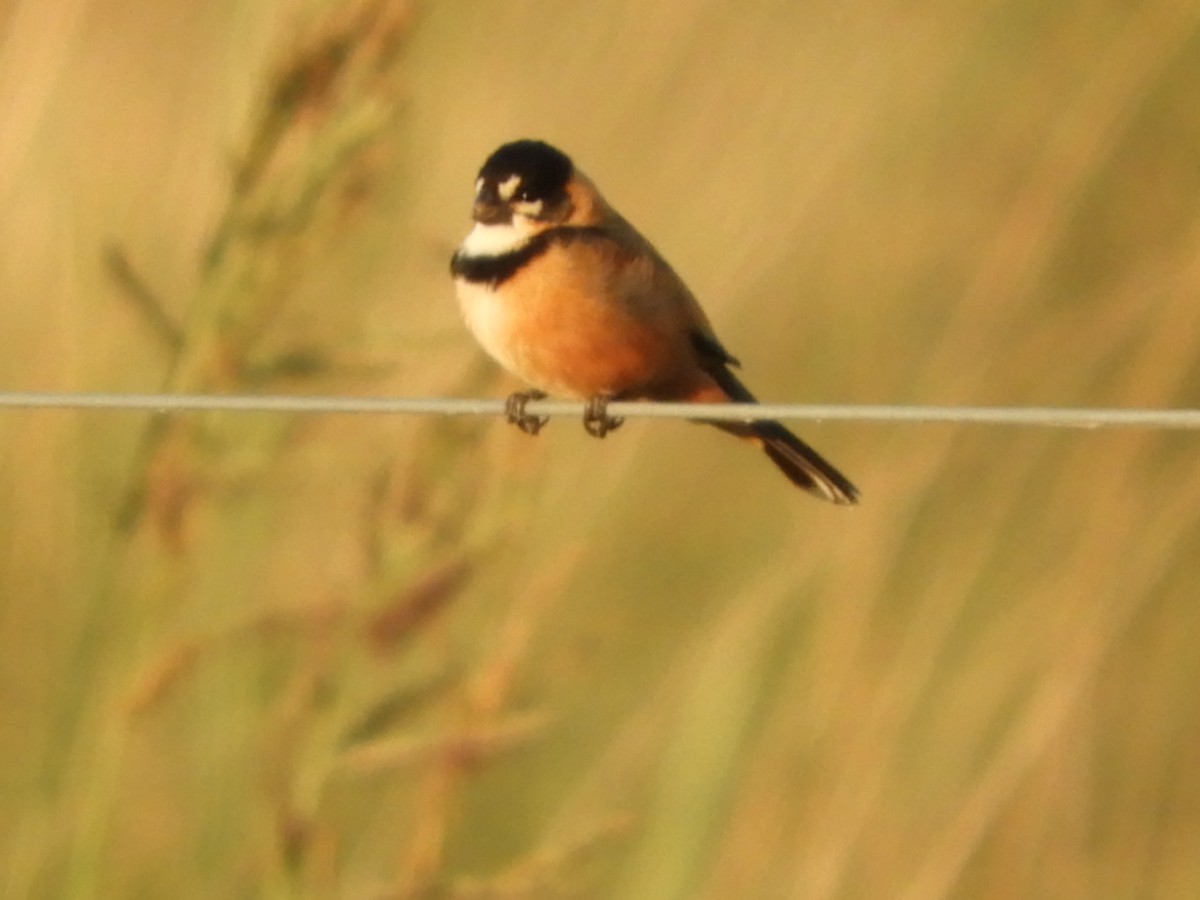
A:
[
  {"left": 582, "top": 395, "right": 624, "bottom": 438},
  {"left": 504, "top": 389, "right": 549, "bottom": 435}
]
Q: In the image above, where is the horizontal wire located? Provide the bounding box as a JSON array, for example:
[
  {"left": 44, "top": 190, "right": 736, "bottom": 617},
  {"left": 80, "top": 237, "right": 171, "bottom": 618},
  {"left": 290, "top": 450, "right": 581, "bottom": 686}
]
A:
[{"left": 0, "top": 391, "right": 1199, "bottom": 429}]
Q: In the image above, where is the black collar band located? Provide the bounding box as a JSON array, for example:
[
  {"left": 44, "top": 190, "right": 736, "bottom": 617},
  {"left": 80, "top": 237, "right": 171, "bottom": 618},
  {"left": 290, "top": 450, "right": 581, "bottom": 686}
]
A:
[{"left": 450, "top": 226, "right": 607, "bottom": 287}]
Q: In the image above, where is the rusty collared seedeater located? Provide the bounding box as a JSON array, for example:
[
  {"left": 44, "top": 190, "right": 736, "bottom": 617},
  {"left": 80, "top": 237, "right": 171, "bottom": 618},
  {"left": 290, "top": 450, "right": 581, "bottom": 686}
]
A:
[{"left": 451, "top": 139, "right": 859, "bottom": 505}]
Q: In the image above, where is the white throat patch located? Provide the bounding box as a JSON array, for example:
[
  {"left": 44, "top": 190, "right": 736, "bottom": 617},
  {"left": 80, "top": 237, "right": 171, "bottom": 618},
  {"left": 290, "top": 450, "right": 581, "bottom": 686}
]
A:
[{"left": 458, "top": 221, "right": 534, "bottom": 258}]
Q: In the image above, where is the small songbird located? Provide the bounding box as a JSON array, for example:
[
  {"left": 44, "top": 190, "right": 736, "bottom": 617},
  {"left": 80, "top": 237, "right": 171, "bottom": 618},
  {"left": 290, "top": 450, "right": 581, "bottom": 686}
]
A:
[{"left": 450, "top": 139, "right": 860, "bottom": 504}]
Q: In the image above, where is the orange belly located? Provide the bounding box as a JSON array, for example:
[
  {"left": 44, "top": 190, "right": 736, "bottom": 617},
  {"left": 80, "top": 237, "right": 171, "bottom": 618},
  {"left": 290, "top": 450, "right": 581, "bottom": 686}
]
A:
[{"left": 457, "top": 254, "right": 689, "bottom": 399}]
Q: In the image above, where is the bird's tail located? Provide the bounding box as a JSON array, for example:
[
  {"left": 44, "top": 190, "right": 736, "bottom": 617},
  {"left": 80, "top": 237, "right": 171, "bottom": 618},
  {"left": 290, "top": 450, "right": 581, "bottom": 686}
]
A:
[
  {"left": 715, "top": 418, "right": 860, "bottom": 505},
  {"left": 693, "top": 366, "right": 860, "bottom": 505}
]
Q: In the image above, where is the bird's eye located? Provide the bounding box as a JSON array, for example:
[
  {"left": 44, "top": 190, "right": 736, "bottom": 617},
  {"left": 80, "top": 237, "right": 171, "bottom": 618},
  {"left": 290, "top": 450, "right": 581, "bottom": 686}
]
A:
[{"left": 512, "top": 195, "right": 545, "bottom": 218}]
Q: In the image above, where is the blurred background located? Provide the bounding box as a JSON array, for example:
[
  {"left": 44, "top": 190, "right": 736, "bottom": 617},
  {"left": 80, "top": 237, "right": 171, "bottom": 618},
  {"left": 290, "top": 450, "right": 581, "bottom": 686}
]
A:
[{"left": 2, "top": 0, "right": 1200, "bottom": 897}]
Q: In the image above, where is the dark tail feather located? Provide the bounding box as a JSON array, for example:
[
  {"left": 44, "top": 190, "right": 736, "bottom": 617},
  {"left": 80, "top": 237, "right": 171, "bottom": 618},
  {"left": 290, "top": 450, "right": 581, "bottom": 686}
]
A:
[
  {"left": 697, "top": 361, "right": 860, "bottom": 505},
  {"left": 752, "top": 420, "right": 860, "bottom": 504},
  {"left": 710, "top": 419, "right": 859, "bottom": 504}
]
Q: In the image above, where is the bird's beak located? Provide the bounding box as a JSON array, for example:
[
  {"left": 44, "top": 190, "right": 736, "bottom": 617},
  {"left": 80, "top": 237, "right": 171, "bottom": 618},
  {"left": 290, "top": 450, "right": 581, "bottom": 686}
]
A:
[
  {"left": 472, "top": 198, "right": 509, "bottom": 224},
  {"left": 472, "top": 184, "right": 509, "bottom": 224}
]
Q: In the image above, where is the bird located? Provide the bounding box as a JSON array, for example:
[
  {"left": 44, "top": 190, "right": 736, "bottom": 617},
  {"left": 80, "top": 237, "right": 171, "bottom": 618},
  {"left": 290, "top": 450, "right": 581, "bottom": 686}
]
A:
[{"left": 450, "top": 139, "right": 860, "bottom": 505}]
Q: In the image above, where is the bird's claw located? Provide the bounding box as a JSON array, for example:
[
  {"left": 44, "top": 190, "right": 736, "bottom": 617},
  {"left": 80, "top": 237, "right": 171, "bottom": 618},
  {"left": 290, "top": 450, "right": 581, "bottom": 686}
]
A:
[
  {"left": 583, "top": 396, "right": 624, "bottom": 438},
  {"left": 504, "top": 390, "right": 548, "bottom": 435}
]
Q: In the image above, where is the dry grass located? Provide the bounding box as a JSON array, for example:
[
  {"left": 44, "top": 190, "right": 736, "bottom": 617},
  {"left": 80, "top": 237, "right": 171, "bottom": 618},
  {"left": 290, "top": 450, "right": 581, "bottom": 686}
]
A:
[{"left": 2, "top": 0, "right": 1200, "bottom": 897}]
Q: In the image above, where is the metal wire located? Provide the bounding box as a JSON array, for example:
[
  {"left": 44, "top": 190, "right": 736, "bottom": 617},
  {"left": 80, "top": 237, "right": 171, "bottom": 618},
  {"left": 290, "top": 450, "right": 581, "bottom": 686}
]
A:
[{"left": 1, "top": 391, "right": 1199, "bottom": 429}]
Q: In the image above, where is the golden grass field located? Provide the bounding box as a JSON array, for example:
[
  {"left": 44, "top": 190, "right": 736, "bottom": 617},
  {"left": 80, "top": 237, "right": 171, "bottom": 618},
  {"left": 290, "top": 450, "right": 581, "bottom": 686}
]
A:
[{"left": 2, "top": 1, "right": 1200, "bottom": 897}]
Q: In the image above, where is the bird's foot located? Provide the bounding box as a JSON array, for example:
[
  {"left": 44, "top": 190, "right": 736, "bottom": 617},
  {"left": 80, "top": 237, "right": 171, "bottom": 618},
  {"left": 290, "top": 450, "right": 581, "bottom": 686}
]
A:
[
  {"left": 582, "top": 395, "right": 624, "bottom": 438},
  {"left": 504, "top": 390, "right": 548, "bottom": 435}
]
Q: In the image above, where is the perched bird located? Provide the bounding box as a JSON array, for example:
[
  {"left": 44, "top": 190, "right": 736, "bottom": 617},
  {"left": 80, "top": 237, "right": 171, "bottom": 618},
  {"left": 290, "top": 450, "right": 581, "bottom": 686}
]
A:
[{"left": 450, "top": 139, "right": 860, "bottom": 505}]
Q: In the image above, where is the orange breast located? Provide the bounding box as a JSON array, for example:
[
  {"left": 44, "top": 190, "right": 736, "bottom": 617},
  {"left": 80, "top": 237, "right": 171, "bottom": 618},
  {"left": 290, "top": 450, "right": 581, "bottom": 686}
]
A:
[{"left": 460, "top": 242, "right": 696, "bottom": 400}]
